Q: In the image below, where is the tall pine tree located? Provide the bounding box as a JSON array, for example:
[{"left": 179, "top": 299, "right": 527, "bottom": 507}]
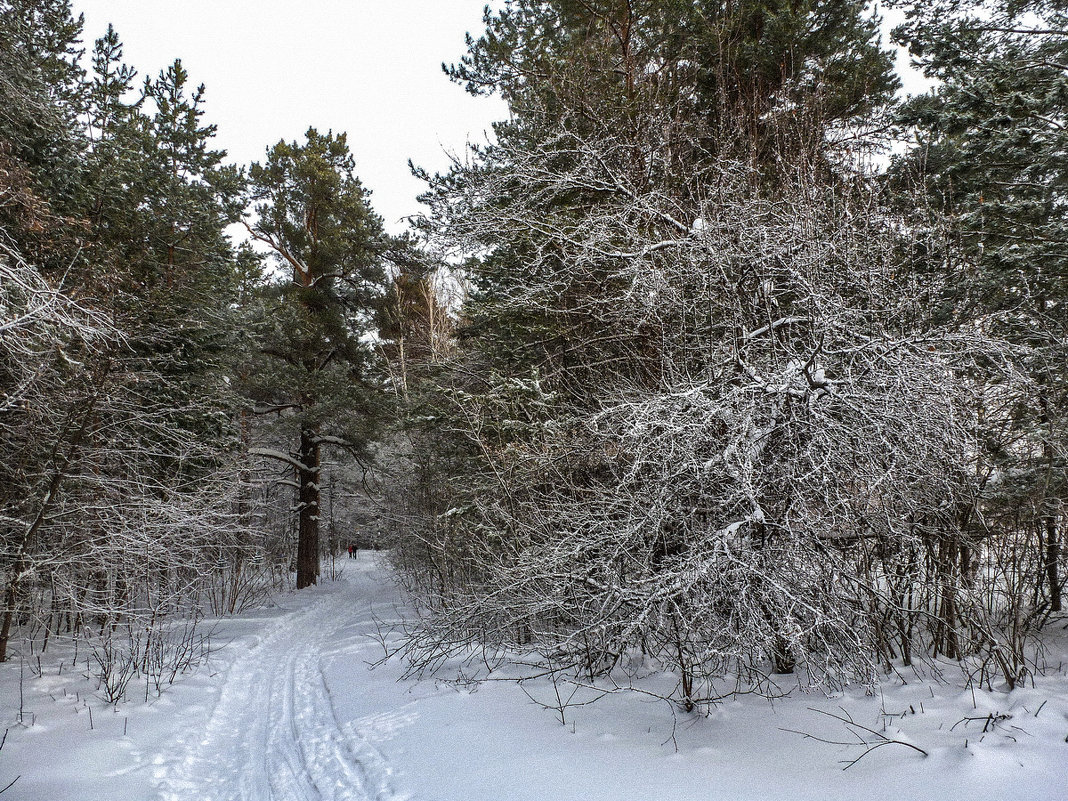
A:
[{"left": 245, "top": 128, "right": 389, "bottom": 588}]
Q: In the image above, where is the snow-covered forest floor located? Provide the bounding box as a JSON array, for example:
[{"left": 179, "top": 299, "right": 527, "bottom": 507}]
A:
[{"left": 1, "top": 553, "right": 1066, "bottom": 801}]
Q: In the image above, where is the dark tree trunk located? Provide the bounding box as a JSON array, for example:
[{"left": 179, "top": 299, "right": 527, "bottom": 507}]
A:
[
  {"left": 0, "top": 579, "right": 17, "bottom": 664},
  {"left": 1039, "top": 365, "right": 1061, "bottom": 613},
  {"left": 296, "top": 427, "right": 321, "bottom": 589},
  {"left": 1045, "top": 511, "right": 1061, "bottom": 613},
  {"left": 934, "top": 537, "right": 960, "bottom": 660}
]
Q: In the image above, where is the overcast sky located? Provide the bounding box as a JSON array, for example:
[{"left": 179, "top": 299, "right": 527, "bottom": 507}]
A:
[
  {"left": 71, "top": 1, "right": 508, "bottom": 232},
  {"left": 69, "top": 2, "right": 925, "bottom": 234}
]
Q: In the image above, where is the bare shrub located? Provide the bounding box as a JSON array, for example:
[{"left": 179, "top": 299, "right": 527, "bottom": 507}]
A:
[{"left": 393, "top": 120, "right": 1029, "bottom": 707}]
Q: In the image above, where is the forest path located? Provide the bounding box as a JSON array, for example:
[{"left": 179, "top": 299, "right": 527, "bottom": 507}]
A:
[{"left": 154, "top": 562, "right": 399, "bottom": 801}]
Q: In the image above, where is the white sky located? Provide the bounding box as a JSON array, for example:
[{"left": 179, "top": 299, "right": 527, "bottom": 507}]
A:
[
  {"left": 69, "top": 2, "right": 927, "bottom": 234},
  {"left": 71, "top": 1, "right": 508, "bottom": 233}
]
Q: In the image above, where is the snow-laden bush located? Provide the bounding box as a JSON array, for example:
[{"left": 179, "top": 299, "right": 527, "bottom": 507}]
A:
[{"left": 392, "top": 123, "right": 1028, "bottom": 707}]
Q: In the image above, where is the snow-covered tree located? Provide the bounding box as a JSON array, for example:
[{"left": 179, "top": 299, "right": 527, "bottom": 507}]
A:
[
  {"left": 396, "top": 114, "right": 1017, "bottom": 702},
  {"left": 893, "top": 0, "right": 1068, "bottom": 616},
  {"left": 244, "top": 128, "right": 390, "bottom": 588}
]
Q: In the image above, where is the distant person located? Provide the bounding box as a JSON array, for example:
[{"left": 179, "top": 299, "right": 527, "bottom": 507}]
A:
[{"left": 348, "top": 544, "right": 356, "bottom": 559}]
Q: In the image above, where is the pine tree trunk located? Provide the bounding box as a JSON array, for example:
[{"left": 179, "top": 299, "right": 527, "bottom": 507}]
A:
[
  {"left": 1039, "top": 363, "right": 1061, "bottom": 613},
  {"left": 0, "top": 578, "right": 18, "bottom": 664},
  {"left": 296, "top": 427, "right": 321, "bottom": 589},
  {"left": 1045, "top": 509, "right": 1061, "bottom": 613}
]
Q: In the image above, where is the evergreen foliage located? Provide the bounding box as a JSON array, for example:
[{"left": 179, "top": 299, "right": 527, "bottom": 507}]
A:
[
  {"left": 245, "top": 128, "right": 391, "bottom": 588},
  {"left": 894, "top": 0, "right": 1068, "bottom": 612},
  {"left": 0, "top": 8, "right": 296, "bottom": 666},
  {"left": 452, "top": 0, "right": 898, "bottom": 163}
]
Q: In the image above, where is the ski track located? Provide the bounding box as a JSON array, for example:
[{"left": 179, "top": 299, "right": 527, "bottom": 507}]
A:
[{"left": 154, "top": 582, "right": 401, "bottom": 801}]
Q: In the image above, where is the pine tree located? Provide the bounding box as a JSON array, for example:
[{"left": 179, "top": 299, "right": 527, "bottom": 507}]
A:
[
  {"left": 0, "top": 0, "right": 84, "bottom": 205},
  {"left": 0, "top": 0, "right": 87, "bottom": 267},
  {"left": 428, "top": 0, "right": 901, "bottom": 412},
  {"left": 451, "top": 0, "right": 897, "bottom": 165},
  {"left": 1, "top": 15, "right": 255, "bottom": 661},
  {"left": 245, "top": 128, "right": 390, "bottom": 588},
  {"left": 893, "top": 0, "right": 1068, "bottom": 612},
  {"left": 71, "top": 35, "right": 248, "bottom": 503}
]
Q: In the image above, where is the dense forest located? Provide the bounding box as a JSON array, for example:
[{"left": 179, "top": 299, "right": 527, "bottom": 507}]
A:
[{"left": 1, "top": 0, "right": 1065, "bottom": 711}]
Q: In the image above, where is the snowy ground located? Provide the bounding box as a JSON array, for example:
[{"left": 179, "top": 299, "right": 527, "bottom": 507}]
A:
[{"left": 1, "top": 553, "right": 1066, "bottom": 801}]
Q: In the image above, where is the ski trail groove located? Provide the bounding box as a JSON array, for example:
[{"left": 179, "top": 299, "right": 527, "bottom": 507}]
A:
[{"left": 155, "top": 583, "right": 398, "bottom": 801}]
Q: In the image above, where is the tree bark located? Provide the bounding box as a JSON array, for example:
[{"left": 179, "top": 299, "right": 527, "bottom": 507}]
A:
[
  {"left": 296, "top": 426, "right": 321, "bottom": 589},
  {"left": 1045, "top": 510, "right": 1061, "bottom": 613},
  {"left": 1039, "top": 360, "right": 1061, "bottom": 613}
]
